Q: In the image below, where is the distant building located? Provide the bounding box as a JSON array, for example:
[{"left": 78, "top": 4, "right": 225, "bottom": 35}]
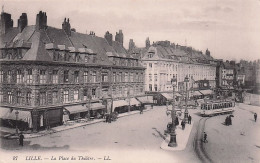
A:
[
  {"left": 0, "top": 11, "right": 146, "bottom": 132},
  {"left": 129, "top": 40, "right": 217, "bottom": 104}
]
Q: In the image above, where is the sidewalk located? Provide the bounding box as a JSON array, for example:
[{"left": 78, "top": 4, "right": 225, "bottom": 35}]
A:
[
  {"left": 160, "top": 121, "right": 193, "bottom": 151},
  {"left": 1, "top": 108, "right": 153, "bottom": 139}
]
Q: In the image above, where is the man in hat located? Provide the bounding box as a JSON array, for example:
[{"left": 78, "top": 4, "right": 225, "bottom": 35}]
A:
[
  {"left": 254, "top": 113, "right": 257, "bottom": 122},
  {"left": 19, "top": 132, "right": 24, "bottom": 146}
]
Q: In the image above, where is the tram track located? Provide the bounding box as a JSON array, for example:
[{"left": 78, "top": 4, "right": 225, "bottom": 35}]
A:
[{"left": 193, "top": 117, "right": 214, "bottom": 163}]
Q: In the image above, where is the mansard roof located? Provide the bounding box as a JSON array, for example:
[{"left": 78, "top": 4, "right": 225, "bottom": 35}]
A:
[
  {"left": 0, "top": 24, "right": 134, "bottom": 65},
  {"left": 140, "top": 43, "right": 216, "bottom": 65}
]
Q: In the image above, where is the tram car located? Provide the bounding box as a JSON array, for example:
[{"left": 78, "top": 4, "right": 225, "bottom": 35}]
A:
[{"left": 200, "top": 100, "right": 235, "bottom": 116}]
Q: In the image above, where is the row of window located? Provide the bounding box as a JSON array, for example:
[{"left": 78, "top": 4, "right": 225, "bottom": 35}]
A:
[
  {"left": 0, "top": 86, "right": 144, "bottom": 106},
  {"left": 0, "top": 70, "right": 144, "bottom": 84}
]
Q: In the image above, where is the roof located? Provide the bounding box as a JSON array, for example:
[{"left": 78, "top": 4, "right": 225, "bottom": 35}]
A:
[
  {"left": 0, "top": 25, "right": 134, "bottom": 65},
  {"left": 223, "top": 62, "right": 234, "bottom": 69}
]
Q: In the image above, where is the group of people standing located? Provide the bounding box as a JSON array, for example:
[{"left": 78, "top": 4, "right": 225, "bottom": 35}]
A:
[{"left": 105, "top": 112, "right": 118, "bottom": 123}]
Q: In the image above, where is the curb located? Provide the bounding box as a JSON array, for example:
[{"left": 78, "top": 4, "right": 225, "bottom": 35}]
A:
[
  {"left": 3, "top": 108, "right": 153, "bottom": 139},
  {"left": 160, "top": 121, "right": 193, "bottom": 151}
]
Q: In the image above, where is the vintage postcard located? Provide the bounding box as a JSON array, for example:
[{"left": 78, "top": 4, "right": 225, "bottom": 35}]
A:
[{"left": 0, "top": 0, "right": 259, "bottom": 163}]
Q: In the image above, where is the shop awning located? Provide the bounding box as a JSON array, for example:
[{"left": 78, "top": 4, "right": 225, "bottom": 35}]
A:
[
  {"left": 137, "top": 96, "right": 153, "bottom": 104},
  {"left": 0, "top": 107, "right": 12, "bottom": 119},
  {"left": 113, "top": 100, "right": 128, "bottom": 109},
  {"left": 175, "top": 93, "right": 182, "bottom": 97},
  {"left": 130, "top": 98, "right": 141, "bottom": 106},
  {"left": 199, "top": 90, "right": 213, "bottom": 95},
  {"left": 64, "top": 105, "right": 88, "bottom": 114},
  {"left": 161, "top": 93, "right": 172, "bottom": 100},
  {"left": 3, "top": 110, "right": 31, "bottom": 122},
  {"left": 89, "top": 103, "right": 106, "bottom": 110},
  {"left": 191, "top": 91, "right": 203, "bottom": 96}
]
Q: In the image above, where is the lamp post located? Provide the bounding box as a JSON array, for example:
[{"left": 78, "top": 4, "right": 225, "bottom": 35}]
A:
[
  {"left": 127, "top": 89, "right": 130, "bottom": 113},
  {"left": 168, "top": 75, "right": 177, "bottom": 147},
  {"left": 15, "top": 110, "right": 19, "bottom": 135},
  {"left": 87, "top": 95, "right": 92, "bottom": 119},
  {"left": 184, "top": 75, "right": 189, "bottom": 123}
]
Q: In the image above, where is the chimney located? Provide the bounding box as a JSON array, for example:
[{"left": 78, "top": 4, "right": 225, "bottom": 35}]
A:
[
  {"left": 90, "top": 31, "right": 95, "bottom": 36},
  {"left": 115, "top": 30, "right": 123, "bottom": 44},
  {"left": 104, "top": 31, "right": 113, "bottom": 46},
  {"left": 36, "top": 11, "right": 47, "bottom": 30},
  {"left": 145, "top": 37, "right": 150, "bottom": 48},
  {"left": 129, "top": 39, "right": 135, "bottom": 51},
  {"left": 18, "top": 13, "right": 27, "bottom": 32},
  {"left": 62, "top": 18, "right": 71, "bottom": 36},
  {"left": 0, "top": 12, "right": 13, "bottom": 34},
  {"left": 206, "top": 48, "right": 210, "bottom": 56}
]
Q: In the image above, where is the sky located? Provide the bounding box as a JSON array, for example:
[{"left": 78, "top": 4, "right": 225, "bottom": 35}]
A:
[{"left": 1, "top": 0, "right": 260, "bottom": 61}]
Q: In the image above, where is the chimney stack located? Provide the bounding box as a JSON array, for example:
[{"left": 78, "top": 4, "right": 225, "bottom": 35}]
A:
[
  {"left": 129, "top": 39, "right": 135, "bottom": 51},
  {"left": 104, "top": 31, "right": 113, "bottom": 46},
  {"left": 62, "top": 18, "right": 71, "bottom": 36},
  {"left": 206, "top": 48, "right": 210, "bottom": 56},
  {"left": 0, "top": 12, "right": 13, "bottom": 34},
  {"left": 36, "top": 11, "right": 47, "bottom": 30},
  {"left": 115, "top": 30, "right": 123, "bottom": 44},
  {"left": 145, "top": 37, "right": 150, "bottom": 48},
  {"left": 18, "top": 13, "right": 27, "bottom": 32}
]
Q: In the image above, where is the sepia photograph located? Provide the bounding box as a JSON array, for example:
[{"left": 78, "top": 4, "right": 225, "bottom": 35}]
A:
[{"left": 0, "top": 0, "right": 260, "bottom": 162}]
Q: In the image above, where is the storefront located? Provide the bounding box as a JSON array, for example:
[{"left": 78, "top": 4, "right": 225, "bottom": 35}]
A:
[
  {"left": 87, "top": 102, "right": 106, "bottom": 118},
  {"left": 0, "top": 107, "right": 32, "bottom": 131},
  {"left": 112, "top": 100, "right": 128, "bottom": 113},
  {"left": 129, "top": 98, "right": 141, "bottom": 111},
  {"left": 64, "top": 105, "right": 88, "bottom": 120},
  {"left": 137, "top": 96, "right": 154, "bottom": 109}
]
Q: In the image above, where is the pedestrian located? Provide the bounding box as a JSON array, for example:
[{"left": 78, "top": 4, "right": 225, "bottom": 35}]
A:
[
  {"left": 225, "top": 116, "right": 228, "bottom": 126},
  {"left": 188, "top": 115, "right": 192, "bottom": 124},
  {"left": 181, "top": 120, "right": 185, "bottom": 130},
  {"left": 140, "top": 107, "right": 143, "bottom": 114},
  {"left": 19, "top": 132, "right": 24, "bottom": 146},
  {"left": 254, "top": 113, "right": 257, "bottom": 122},
  {"left": 203, "top": 132, "right": 207, "bottom": 143},
  {"left": 175, "top": 117, "right": 179, "bottom": 126},
  {"left": 105, "top": 114, "right": 109, "bottom": 123}
]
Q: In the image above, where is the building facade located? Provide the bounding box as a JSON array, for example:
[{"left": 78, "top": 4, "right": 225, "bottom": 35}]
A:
[
  {"left": 0, "top": 11, "right": 145, "bottom": 132},
  {"left": 129, "top": 40, "right": 217, "bottom": 104}
]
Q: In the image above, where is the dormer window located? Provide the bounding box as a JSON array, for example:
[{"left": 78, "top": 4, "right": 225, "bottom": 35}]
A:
[
  {"left": 75, "top": 53, "right": 80, "bottom": 62},
  {"left": 148, "top": 53, "right": 153, "bottom": 58},
  {"left": 64, "top": 52, "right": 70, "bottom": 61},
  {"left": 85, "top": 55, "right": 89, "bottom": 63}
]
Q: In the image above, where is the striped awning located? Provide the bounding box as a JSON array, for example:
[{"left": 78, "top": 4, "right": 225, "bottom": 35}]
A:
[
  {"left": 130, "top": 98, "right": 141, "bottom": 106},
  {"left": 199, "top": 90, "right": 213, "bottom": 95},
  {"left": 161, "top": 93, "right": 172, "bottom": 100},
  {"left": 0, "top": 107, "right": 12, "bottom": 119},
  {"left": 191, "top": 91, "right": 203, "bottom": 96},
  {"left": 113, "top": 100, "right": 128, "bottom": 109},
  {"left": 137, "top": 96, "right": 153, "bottom": 104},
  {"left": 65, "top": 105, "right": 88, "bottom": 114},
  {"left": 2, "top": 110, "right": 31, "bottom": 122},
  {"left": 89, "top": 103, "right": 106, "bottom": 110}
]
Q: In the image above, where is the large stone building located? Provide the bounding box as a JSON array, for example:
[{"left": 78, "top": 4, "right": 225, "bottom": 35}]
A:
[
  {"left": 129, "top": 40, "right": 217, "bottom": 104},
  {"left": 0, "top": 11, "right": 146, "bottom": 132}
]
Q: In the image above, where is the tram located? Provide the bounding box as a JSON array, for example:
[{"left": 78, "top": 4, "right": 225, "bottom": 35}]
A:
[{"left": 200, "top": 100, "right": 235, "bottom": 116}]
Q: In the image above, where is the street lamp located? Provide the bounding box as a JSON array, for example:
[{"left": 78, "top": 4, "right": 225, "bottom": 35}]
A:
[
  {"left": 127, "top": 89, "right": 130, "bottom": 113},
  {"left": 168, "top": 75, "right": 177, "bottom": 147},
  {"left": 184, "top": 75, "right": 189, "bottom": 123},
  {"left": 15, "top": 110, "right": 19, "bottom": 135},
  {"left": 87, "top": 94, "right": 92, "bottom": 119}
]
